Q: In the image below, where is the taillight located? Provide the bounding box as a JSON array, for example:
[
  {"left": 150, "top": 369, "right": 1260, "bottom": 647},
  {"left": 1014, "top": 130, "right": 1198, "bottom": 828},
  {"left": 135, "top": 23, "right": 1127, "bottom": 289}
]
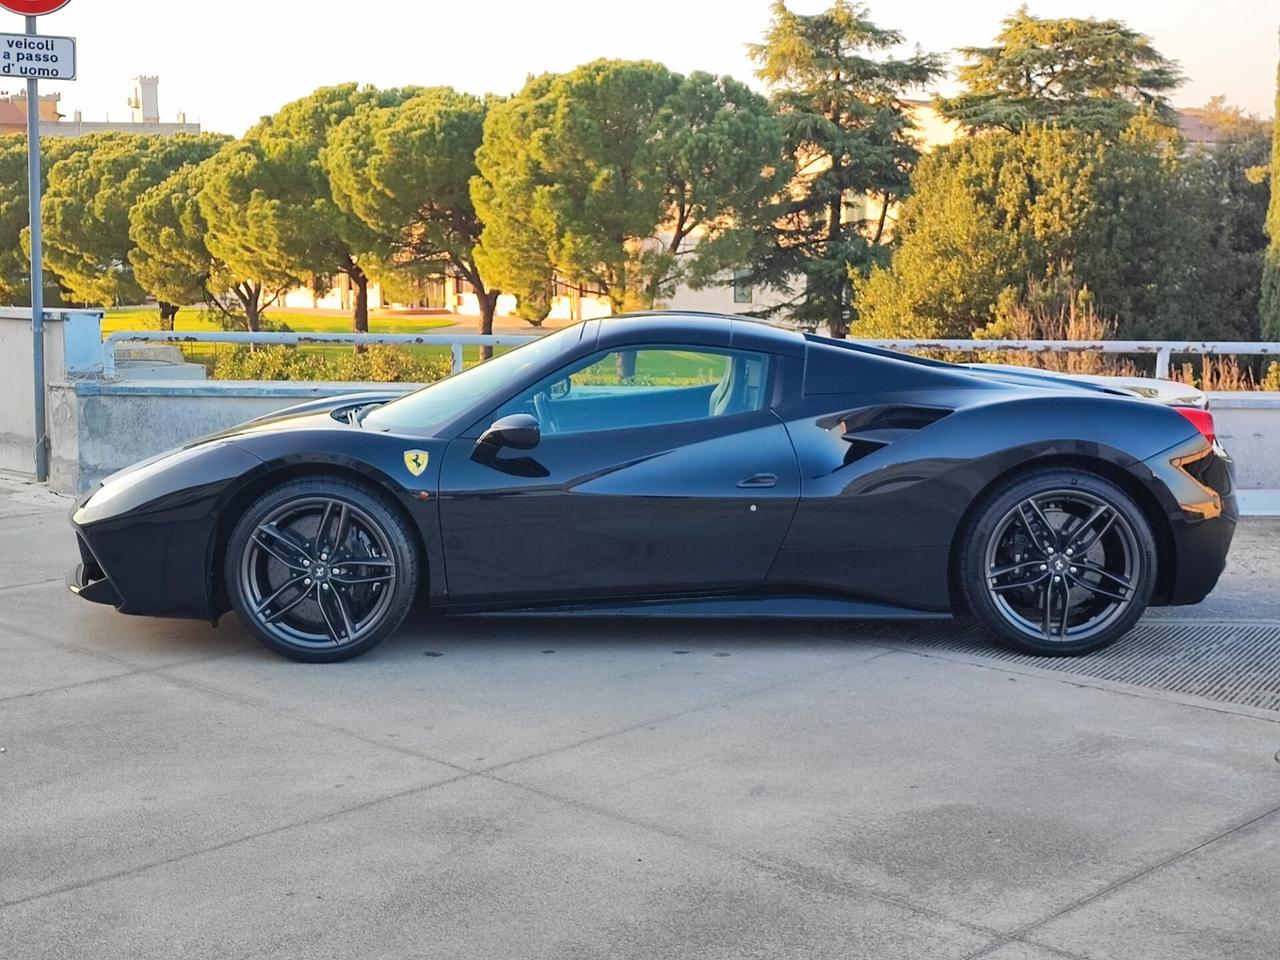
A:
[{"left": 1173, "top": 406, "right": 1215, "bottom": 445}]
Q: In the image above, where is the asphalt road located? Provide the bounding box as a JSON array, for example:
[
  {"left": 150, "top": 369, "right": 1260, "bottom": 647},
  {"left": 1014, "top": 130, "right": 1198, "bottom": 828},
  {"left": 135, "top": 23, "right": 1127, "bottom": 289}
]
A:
[{"left": 2, "top": 478, "right": 1278, "bottom": 960}]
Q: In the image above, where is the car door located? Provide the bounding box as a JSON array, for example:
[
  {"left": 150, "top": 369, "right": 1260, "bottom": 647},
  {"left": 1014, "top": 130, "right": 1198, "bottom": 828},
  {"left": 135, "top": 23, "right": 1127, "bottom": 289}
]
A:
[{"left": 437, "top": 345, "right": 801, "bottom": 604}]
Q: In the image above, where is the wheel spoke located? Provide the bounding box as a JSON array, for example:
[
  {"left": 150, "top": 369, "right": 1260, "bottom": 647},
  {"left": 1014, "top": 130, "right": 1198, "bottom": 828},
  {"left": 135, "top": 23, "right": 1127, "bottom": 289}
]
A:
[
  {"left": 253, "top": 574, "right": 308, "bottom": 617},
  {"left": 326, "top": 585, "right": 358, "bottom": 640},
  {"left": 1019, "top": 498, "right": 1058, "bottom": 550},
  {"left": 1073, "top": 561, "right": 1131, "bottom": 589},
  {"left": 332, "top": 504, "right": 350, "bottom": 553},
  {"left": 1068, "top": 573, "right": 1129, "bottom": 603},
  {"left": 314, "top": 500, "right": 337, "bottom": 553},
  {"left": 1068, "top": 509, "right": 1117, "bottom": 556},
  {"left": 1041, "top": 581, "right": 1054, "bottom": 639},
  {"left": 331, "top": 572, "right": 393, "bottom": 587},
  {"left": 991, "top": 571, "right": 1048, "bottom": 593},
  {"left": 262, "top": 583, "right": 314, "bottom": 624},
  {"left": 315, "top": 587, "right": 344, "bottom": 644},
  {"left": 1055, "top": 580, "right": 1071, "bottom": 638},
  {"left": 253, "top": 523, "right": 311, "bottom": 570},
  {"left": 989, "top": 559, "right": 1043, "bottom": 579}
]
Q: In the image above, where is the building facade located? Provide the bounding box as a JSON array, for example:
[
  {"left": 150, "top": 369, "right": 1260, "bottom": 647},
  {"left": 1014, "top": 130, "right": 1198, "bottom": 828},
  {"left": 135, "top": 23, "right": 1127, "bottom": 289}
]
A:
[{"left": 0, "top": 77, "right": 200, "bottom": 138}]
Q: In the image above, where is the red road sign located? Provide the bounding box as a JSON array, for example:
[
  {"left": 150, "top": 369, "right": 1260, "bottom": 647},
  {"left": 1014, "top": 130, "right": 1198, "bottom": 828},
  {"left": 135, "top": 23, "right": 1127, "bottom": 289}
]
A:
[{"left": 0, "top": 1, "right": 71, "bottom": 15}]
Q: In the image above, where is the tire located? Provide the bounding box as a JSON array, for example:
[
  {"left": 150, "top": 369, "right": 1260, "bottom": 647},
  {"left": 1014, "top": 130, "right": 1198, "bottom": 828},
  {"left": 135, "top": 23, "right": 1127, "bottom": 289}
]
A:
[
  {"left": 225, "top": 477, "right": 420, "bottom": 662},
  {"left": 958, "top": 467, "right": 1156, "bottom": 656}
]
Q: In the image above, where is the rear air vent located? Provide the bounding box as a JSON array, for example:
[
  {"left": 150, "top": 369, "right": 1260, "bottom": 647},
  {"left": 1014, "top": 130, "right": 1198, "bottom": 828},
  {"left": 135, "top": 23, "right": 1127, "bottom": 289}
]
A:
[{"left": 817, "top": 404, "right": 953, "bottom": 467}]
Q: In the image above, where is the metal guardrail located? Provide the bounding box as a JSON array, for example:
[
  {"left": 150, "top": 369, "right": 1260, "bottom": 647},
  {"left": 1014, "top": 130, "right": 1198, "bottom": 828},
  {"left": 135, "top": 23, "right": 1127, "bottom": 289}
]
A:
[
  {"left": 101, "top": 330, "right": 540, "bottom": 378},
  {"left": 857, "top": 340, "right": 1280, "bottom": 379},
  {"left": 100, "top": 330, "right": 1280, "bottom": 381}
]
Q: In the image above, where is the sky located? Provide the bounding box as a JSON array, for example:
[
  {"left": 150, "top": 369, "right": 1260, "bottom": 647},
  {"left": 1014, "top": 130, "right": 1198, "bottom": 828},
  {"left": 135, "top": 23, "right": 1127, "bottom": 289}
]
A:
[{"left": 3, "top": 0, "right": 1276, "bottom": 136}]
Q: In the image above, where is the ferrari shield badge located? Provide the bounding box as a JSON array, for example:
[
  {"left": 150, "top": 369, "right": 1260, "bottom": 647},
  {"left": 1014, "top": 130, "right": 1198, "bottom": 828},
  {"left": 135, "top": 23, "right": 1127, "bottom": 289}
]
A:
[{"left": 403, "top": 450, "right": 430, "bottom": 477}]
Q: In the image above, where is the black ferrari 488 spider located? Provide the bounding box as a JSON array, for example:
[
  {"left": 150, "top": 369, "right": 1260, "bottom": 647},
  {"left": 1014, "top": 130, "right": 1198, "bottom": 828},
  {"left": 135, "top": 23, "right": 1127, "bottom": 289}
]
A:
[{"left": 68, "top": 313, "right": 1235, "bottom": 662}]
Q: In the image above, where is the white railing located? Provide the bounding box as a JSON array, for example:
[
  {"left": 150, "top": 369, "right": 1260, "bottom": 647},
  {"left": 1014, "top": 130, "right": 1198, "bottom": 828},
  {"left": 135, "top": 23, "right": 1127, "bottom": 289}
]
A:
[
  {"left": 856, "top": 340, "right": 1280, "bottom": 379},
  {"left": 100, "top": 330, "right": 1280, "bottom": 380},
  {"left": 101, "top": 330, "right": 539, "bottom": 378}
]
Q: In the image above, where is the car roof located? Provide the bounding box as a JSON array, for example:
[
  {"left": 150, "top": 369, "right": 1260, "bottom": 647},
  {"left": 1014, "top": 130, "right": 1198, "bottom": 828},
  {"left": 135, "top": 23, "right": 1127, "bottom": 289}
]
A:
[{"left": 596, "top": 311, "right": 807, "bottom": 358}]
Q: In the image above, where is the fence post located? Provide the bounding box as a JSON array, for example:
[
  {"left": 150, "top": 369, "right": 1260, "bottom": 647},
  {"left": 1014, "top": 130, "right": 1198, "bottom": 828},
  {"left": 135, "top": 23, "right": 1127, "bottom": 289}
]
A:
[{"left": 1155, "top": 347, "right": 1172, "bottom": 380}]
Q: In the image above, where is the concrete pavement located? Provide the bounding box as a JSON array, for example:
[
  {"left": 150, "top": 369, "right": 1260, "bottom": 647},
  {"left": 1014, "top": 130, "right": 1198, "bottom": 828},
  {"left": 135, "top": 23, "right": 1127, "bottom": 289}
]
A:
[{"left": 1, "top": 477, "right": 1278, "bottom": 959}]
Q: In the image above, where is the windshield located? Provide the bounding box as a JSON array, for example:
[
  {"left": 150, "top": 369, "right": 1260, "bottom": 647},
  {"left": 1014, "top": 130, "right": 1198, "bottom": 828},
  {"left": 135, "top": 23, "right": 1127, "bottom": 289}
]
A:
[{"left": 361, "top": 324, "right": 586, "bottom": 435}]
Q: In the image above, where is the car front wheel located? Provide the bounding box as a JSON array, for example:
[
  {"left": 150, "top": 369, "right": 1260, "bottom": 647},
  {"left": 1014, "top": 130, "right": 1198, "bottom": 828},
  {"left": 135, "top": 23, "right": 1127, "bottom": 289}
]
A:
[
  {"left": 225, "top": 477, "right": 420, "bottom": 662},
  {"left": 959, "top": 468, "right": 1157, "bottom": 656}
]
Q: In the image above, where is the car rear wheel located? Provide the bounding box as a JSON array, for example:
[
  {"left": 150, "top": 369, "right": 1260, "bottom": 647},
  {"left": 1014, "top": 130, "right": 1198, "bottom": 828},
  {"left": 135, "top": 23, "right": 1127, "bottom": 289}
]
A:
[
  {"left": 959, "top": 468, "right": 1156, "bottom": 656},
  {"left": 225, "top": 478, "right": 419, "bottom": 662}
]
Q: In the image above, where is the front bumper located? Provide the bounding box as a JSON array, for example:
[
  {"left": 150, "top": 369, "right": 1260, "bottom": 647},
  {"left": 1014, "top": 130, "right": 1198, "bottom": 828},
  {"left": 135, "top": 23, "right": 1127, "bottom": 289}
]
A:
[{"left": 66, "top": 532, "right": 122, "bottom": 607}]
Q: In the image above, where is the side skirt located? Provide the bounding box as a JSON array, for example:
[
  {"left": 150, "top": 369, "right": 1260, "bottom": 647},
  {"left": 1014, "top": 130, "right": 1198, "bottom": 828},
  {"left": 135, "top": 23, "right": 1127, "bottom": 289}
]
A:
[{"left": 440, "top": 595, "right": 954, "bottom": 621}]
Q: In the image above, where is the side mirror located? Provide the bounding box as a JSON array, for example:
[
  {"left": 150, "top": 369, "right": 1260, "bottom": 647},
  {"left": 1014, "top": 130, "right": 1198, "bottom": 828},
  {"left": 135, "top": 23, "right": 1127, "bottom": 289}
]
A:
[{"left": 477, "top": 413, "right": 540, "bottom": 450}]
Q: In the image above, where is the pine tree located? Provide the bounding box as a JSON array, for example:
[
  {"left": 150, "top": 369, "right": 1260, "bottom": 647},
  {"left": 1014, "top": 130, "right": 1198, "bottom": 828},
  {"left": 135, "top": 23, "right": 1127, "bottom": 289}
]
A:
[{"left": 1260, "top": 39, "right": 1280, "bottom": 339}]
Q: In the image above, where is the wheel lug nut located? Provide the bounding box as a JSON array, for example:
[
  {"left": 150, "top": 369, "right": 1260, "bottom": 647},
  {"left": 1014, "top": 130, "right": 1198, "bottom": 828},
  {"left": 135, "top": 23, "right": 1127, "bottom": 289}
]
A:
[
  {"left": 1070, "top": 566, "right": 1078, "bottom": 574},
  {"left": 1046, "top": 546, "right": 1055, "bottom": 554},
  {"left": 1053, "top": 575, "right": 1061, "bottom": 582},
  {"left": 1040, "top": 564, "right": 1048, "bottom": 571},
  {"left": 304, "top": 578, "right": 311, "bottom": 585},
  {"left": 321, "top": 583, "right": 330, "bottom": 591}
]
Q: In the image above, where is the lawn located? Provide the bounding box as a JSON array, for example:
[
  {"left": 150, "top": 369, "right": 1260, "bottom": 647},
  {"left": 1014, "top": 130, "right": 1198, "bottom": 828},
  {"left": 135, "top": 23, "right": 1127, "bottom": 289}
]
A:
[{"left": 102, "top": 306, "right": 461, "bottom": 337}]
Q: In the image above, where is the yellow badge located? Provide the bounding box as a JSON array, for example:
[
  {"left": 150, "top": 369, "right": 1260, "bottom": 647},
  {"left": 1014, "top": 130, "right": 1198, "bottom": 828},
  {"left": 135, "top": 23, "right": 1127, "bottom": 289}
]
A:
[{"left": 403, "top": 450, "right": 430, "bottom": 477}]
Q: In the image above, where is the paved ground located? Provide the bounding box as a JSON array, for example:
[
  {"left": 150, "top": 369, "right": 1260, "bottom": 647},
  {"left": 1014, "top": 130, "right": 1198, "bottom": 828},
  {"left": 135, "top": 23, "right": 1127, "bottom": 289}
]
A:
[{"left": 1, "top": 478, "right": 1278, "bottom": 960}]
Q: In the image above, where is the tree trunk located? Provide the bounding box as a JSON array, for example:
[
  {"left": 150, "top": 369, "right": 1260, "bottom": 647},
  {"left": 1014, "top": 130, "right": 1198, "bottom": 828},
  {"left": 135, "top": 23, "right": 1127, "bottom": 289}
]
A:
[
  {"left": 351, "top": 266, "right": 370, "bottom": 354},
  {"left": 478, "top": 289, "right": 499, "bottom": 361},
  {"left": 241, "top": 285, "right": 262, "bottom": 334},
  {"left": 157, "top": 301, "right": 179, "bottom": 331}
]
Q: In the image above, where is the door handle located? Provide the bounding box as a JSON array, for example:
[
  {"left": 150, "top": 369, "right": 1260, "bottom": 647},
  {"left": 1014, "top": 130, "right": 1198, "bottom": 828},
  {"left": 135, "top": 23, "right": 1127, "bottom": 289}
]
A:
[{"left": 737, "top": 473, "right": 778, "bottom": 489}]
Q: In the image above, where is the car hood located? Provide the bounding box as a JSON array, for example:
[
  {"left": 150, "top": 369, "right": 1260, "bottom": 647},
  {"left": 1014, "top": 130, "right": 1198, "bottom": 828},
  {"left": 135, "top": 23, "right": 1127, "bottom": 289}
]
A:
[{"left": 239, "top": 390, "right": 408, "bottom": 427}]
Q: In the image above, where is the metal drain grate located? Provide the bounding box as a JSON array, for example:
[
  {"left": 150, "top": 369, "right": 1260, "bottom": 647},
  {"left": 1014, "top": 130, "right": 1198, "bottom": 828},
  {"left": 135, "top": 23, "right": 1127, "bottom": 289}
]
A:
[{"left": 840, "top": 619, "right": 1280, "bottom": 713}]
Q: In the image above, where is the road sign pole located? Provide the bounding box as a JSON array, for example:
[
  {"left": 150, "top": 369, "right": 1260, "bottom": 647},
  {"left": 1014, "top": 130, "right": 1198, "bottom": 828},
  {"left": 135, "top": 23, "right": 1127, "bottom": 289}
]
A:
[{"left": 24, "top": 13, "right": 47, "bottom": 482}]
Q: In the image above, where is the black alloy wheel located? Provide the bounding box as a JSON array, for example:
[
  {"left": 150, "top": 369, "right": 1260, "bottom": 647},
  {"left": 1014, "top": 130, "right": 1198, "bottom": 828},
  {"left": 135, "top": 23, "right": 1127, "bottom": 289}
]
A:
[
  {"left": 226, "top": 478, "right": 419, "bottom": 662},
  {"left": 959, "top": 468, "right": 1157, "bottom": 655}
]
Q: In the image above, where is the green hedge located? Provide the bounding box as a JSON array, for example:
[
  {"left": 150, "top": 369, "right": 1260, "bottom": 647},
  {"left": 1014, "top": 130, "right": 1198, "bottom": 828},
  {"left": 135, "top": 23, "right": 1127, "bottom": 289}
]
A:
[{"left": 212, "top": 345, "right": 454, "bottom": 383}]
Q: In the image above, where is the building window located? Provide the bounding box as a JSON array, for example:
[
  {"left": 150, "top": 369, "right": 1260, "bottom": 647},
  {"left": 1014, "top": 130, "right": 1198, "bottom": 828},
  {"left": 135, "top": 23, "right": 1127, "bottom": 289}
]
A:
[{"left": 732, "top": 270, "right": 753, "bottom": 304}]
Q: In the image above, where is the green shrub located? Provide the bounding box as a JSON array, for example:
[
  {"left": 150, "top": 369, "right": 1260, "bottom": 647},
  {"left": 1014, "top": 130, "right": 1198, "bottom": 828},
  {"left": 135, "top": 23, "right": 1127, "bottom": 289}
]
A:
[{"left": 213, "top": 346, "right": 453, "bottom": 383}]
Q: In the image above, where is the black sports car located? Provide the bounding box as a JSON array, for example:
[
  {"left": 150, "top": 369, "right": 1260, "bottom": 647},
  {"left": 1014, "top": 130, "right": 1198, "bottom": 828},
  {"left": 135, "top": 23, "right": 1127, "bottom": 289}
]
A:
[{"left": 68, "top": 313, "right": 1236, "bottom": 662}]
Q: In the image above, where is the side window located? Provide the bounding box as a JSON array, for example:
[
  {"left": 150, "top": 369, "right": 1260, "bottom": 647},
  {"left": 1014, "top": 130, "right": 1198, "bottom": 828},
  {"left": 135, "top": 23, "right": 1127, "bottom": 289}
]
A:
[{"left": 495, "top": 348, "right": 770, "bottom": 435}]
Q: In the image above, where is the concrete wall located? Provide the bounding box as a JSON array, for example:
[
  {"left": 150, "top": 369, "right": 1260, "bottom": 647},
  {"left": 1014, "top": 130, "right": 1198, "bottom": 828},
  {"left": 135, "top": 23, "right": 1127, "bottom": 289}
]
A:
[
  {"left": 0, "top": 309, "right": 101, "bottom": 478},
  {"left": 1207, "top": 393, "right": 1280, "bottom": 490},
  {"left": 48, "top": 380, "right": 416, "bottom": 493}
]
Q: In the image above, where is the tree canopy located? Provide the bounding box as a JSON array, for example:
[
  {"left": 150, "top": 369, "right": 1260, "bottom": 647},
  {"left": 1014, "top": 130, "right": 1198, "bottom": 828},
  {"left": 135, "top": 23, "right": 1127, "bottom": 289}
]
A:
[
  {"left": 746, "top": 0, "right": 942, "bottom": 334},
  {"left": 325, "top": 86, "right": 502, "bottom": 345},
  {"left": 937, "top": 5, "right": 1182, "bottom": 133},
  {"left": 472, "top": 59, "right": 790, "bottom": 319},
  {"left": 129, "top": 158, "right": 295, "bottom": 331},
  {"left": 40, "top": 133, "right": 226, "bottom": 309},
  {"left": 853, "top": 118, "right": 1242, "bottom": 340},
  {"left": 1261, "top": 61, "right": 1280, "bottom": 339},
  {"left": 200, "top": 84, "right": 415, "bottom": 335}
]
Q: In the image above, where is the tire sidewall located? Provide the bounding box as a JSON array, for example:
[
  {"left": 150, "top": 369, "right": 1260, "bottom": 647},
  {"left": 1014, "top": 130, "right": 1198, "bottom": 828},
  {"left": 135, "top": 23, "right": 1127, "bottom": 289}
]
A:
[
  {"left": 225, "top": 478, "right": 419, "bottom": 663},
  {"left": 959, "top": 468, "right": 1157, "bottom": 656}
]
